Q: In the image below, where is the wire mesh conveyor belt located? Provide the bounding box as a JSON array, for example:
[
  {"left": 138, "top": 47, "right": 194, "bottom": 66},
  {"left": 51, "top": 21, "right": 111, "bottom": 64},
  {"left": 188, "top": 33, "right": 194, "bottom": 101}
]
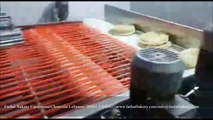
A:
[{"left": 0, "top": 23, "right": 137, "bottom": 118}]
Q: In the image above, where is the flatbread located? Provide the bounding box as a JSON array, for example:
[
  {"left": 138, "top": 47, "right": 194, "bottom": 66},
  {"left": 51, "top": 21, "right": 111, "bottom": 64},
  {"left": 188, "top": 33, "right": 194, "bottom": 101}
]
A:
[
  {"left": 139, "top": 32, "right": 169, "bottom": 46},
  {"left": 179, "top": 48, "right": 200, "bottom": 69},
  {"left": 109, "top": 24, "right": 135, "bottom": 36},
  {"left": 139, "top": 41, "right": 172, "bottom": 49}
]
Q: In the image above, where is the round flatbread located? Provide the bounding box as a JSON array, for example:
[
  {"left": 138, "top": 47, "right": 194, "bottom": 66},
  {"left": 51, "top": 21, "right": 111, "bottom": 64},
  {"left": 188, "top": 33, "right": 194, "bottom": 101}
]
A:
[
  {"left": 139, "top": 32, "right": 169, "bottom": 46},
  {"left": 139, "top": 41, "right": 172, "bottom": 49},
  {"left": 179, "top": 48, "right": 200, "bottom": 69},
  {"left": 109, "top": 24, "right": 135, "bottom": 36}
]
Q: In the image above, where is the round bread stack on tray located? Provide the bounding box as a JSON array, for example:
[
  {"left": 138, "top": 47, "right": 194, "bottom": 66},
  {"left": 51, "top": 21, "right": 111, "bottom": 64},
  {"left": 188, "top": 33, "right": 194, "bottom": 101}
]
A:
[
  {"left": 138, "top": 32, "right": 172, "bottom": 49},
  {"left": 179, "top": 48, "right": 200, "bottom": 69},
  {"left": 108, "top": 24, "right": 136, "bottom": 36}
]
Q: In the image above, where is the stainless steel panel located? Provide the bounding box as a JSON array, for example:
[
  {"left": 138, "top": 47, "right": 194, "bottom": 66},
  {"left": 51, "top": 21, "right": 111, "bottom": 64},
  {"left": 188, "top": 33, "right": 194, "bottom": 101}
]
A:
[{"left": 130, "top": 2, "right": 213, "bottom": 30}]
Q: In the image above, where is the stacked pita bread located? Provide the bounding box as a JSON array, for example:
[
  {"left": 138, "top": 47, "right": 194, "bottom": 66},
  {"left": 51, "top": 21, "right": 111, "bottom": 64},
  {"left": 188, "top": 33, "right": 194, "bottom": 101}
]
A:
[
  {"left": 108, "top": 24, "right": 136, "bottom": 36},
  {"left": 179, "top": 48, "right": 200, "bottom": 69},
  {"left": 138, "top": 32, "right": 172, "bottom": 49}
]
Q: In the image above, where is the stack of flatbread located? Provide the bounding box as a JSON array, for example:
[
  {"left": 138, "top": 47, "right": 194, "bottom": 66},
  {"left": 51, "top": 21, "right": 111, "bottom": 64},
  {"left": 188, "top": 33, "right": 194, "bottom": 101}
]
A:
[
  {"left": 108, "top": 24, "right": 136, "bottom": 36},
  {"left": 179, "top": 48, "right": 200, "bottom": 69},
  {"left": 138, "top": 32, "right": 172, "bottom": 49}
]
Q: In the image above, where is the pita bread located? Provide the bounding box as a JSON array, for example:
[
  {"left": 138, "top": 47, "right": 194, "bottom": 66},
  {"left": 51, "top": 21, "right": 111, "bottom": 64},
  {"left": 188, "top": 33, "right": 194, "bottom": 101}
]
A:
[
  {"left": 139, "top": 41, "right": 172, "bottom": 49},
  {"left": 139, "top": 32, "right": 169, "bottom": 46},
  {"left": 179, "top": 48, "right": 200, "bottom": 69},
  {"left": 109, "top": 24, "right": 135, "bottom": 36}
]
